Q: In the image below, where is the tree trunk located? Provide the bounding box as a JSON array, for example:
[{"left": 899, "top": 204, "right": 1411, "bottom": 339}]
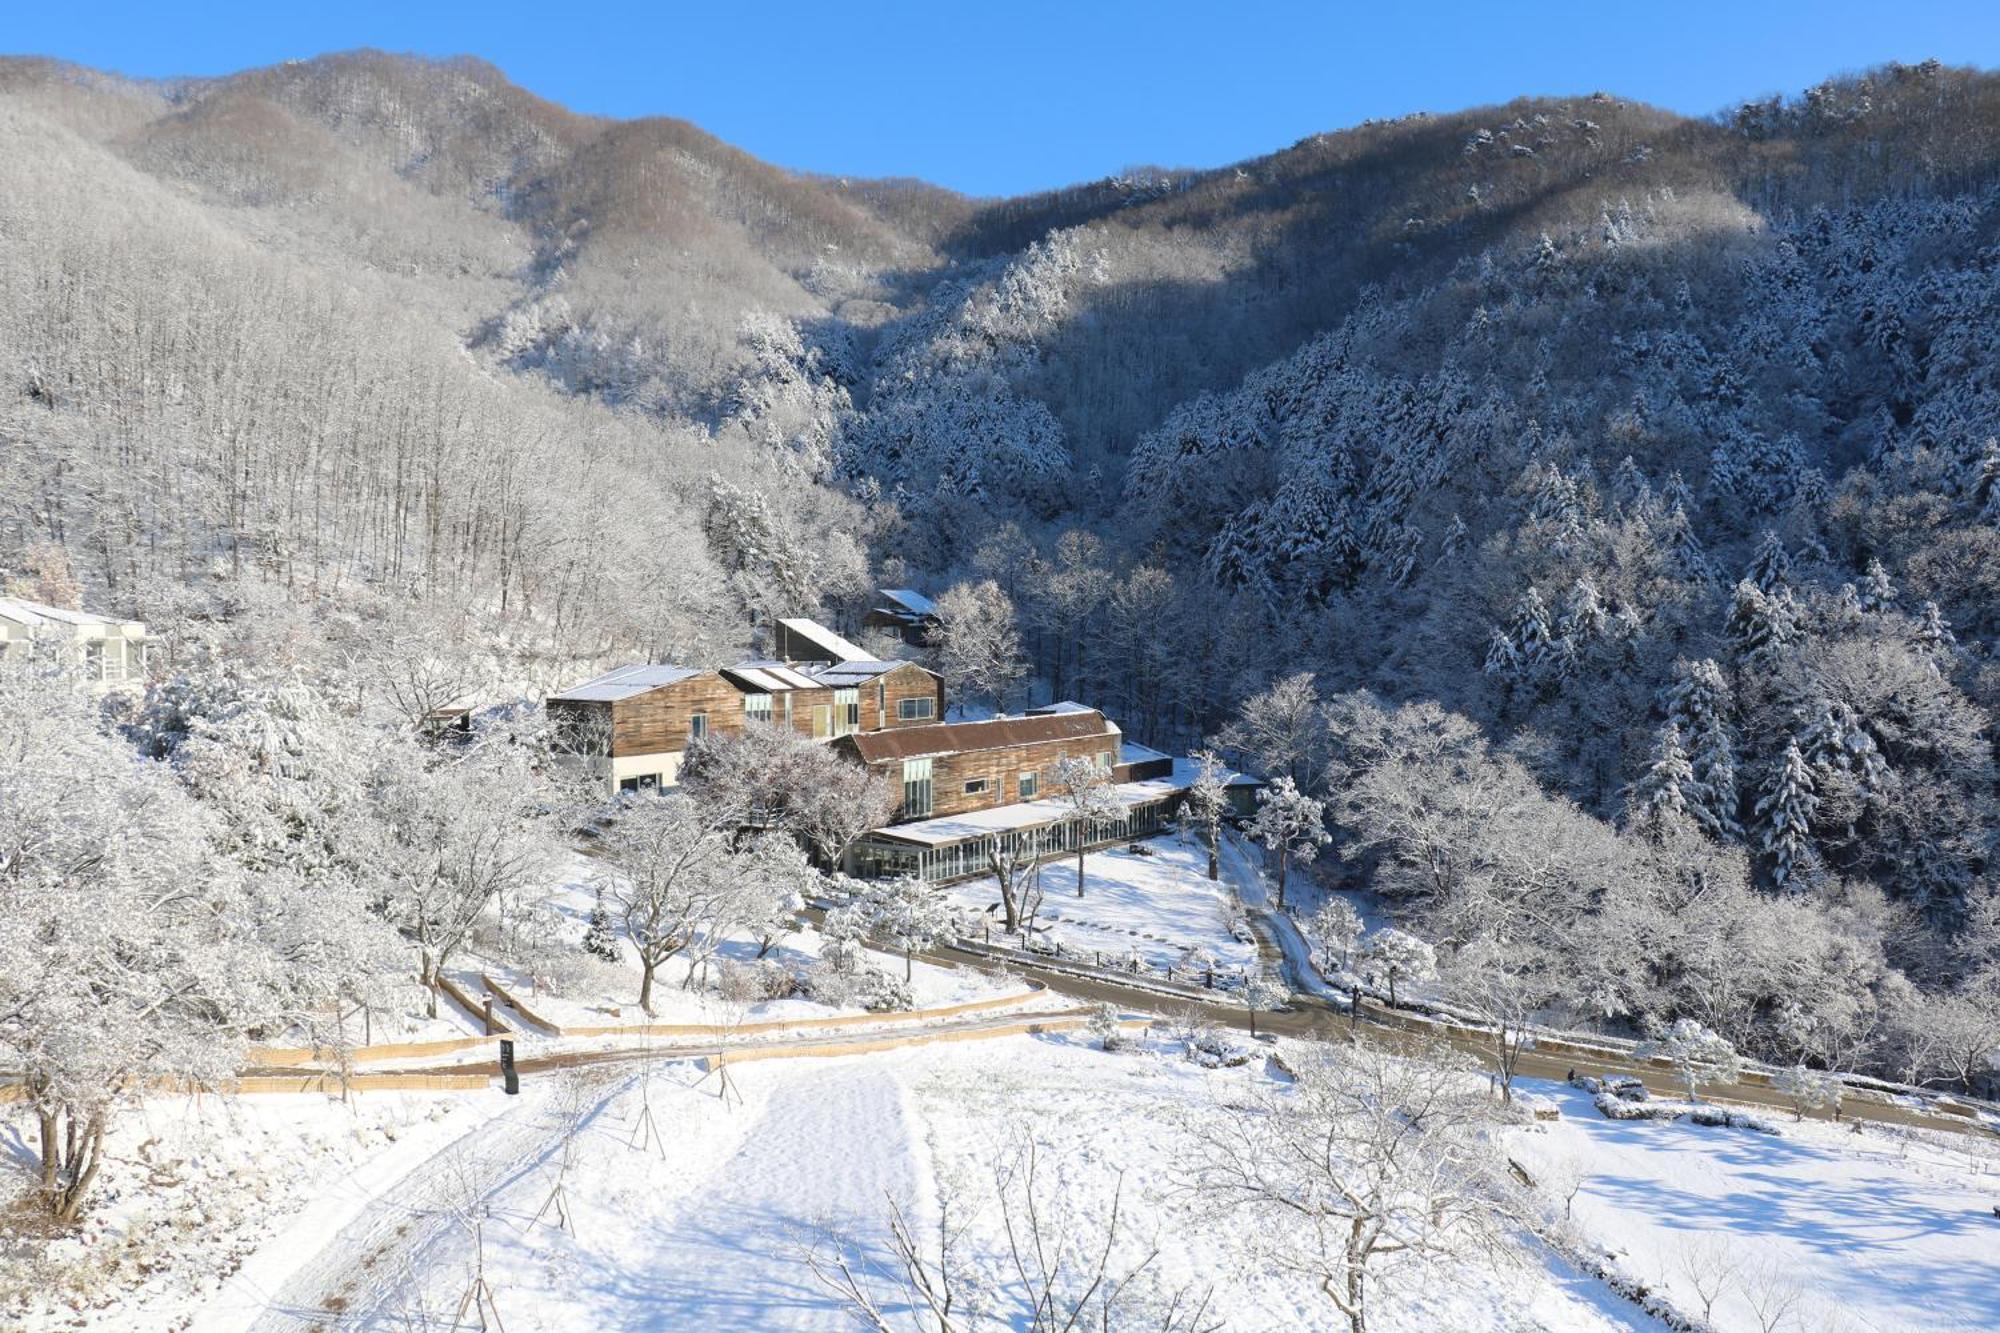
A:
[
  {"left": 1346, "top": 1237, "right": 1367, "bottom": 1333},
  {"left": 905, "top": 945, "right": 914, "bottom": 982},
  {"left": 1276, "top": 848, "right": 1289, "bottom": 911},
  {"left": 1206, "top": 831, "right": 1219, "bottom": 881},
  {"left": 639, "top": 959, "right": 657, "bottom": 1015},
  {"left": 1075, "top": 847, "right": 1086, "bottom": 898}
]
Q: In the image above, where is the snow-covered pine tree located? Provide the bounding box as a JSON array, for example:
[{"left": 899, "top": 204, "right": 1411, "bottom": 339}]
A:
[
  {"left": 1557, "top": 576, "right": 1610, "bottom": 645},
  {"left": 583, "top": 887, "right": 620, "bottom": 961},
  {"left": 1665, "top": 506, "right": 1715, "bottom": 583},
  {"left": 1857, "top": 557, "right": 1897, "bottom": 612},
  {"left": 1725, "top": 580, "right": 1799, "bottom": 669},
  {"left": 1625, "top": 722, "right": 1708, "bottom": 838},
  {"left": 1744, "top": 529, "right": 1792, "bottom": 592},
  {"left": 1797, "top": 700, "right": 1888, "bottom": 793},
  {"left": 1912, "top": 600, "right": 1958, "bottom": 662},
  {"left": 1755, "top": 741, "right": 1820, "bottom": 890}
]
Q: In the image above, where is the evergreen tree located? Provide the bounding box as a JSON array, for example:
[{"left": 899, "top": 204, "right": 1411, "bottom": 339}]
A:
[
  {"left": 1912, "top": 600, "right": 1958, "bottom": 661},
  {"left": 1557, "top": 576, "right": 1610, "bottom": 644},
  {"left": 1857, "top": 557, "right": 1897, "bottom": 612},
  {"left": 1665, "top": 507, "right": 1714, "bottom": 583},
  {"left": 1625, "top": 723, "right": 1707, "bottom": 838},
  {"left": 1755, "top": 742, "right": 1820, "bottom": 890},
  {"left": 582, "top": 887, "right": 621, "bottom": 962},
  {"left": 1658, "top": 658, "right": 1745, "bottom": 838},
  {"left": 1725, "top": 580, "right": 1799, "bottom": 669},
  {"left": 1744, "top": 530, "right": 1792, "bottom": 593}
]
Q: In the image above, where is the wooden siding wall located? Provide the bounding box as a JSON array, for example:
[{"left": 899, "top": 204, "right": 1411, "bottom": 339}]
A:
[
  {"left": 873, "top": 663, "right": 946, "bottom": 729},
  {"left": 604, "top": 672, "right": 744, "bottom": 758},
  {"left": 552, "top": 663, "right": 948, "bottom": 763},
  {"left": 871, "top": 731, "right": 1120, "bottom": 821}
]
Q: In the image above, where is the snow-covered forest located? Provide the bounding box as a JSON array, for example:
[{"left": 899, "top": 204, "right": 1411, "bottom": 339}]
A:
[{"left": 3, "top": 48, "right": 1999, "bottom": 1330}]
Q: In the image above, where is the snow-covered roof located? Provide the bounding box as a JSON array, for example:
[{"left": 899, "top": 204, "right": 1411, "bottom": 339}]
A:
[
  {"left": 1120, "top": 739, "right": 1171, "bottom": 765},
  {"left": 0, "top": 596, "right": 137, "bottom": 630},
  {"left": 877, "top": 588, "right": 937, "bottom": 617},
  {"left": 722, "top": 662, "right": 825, "bottom": 693},
  {"left": 776, "top": 617, "right": 872, "bottom": 663},
  {"left": 805, "top": 658, "right": 930, "bottom": 686},
  {"left": 842, "top": 709, "right": 1116, "bottom": 763},
  {"left": 548, "top": 664, "right": 702, "bottom": 702},
  {"left": 1026, "top": 700, "right": 1098, "bottom": 716},
  {"left": 869, "top": 756, "right": 1254, "bottom": 847}
]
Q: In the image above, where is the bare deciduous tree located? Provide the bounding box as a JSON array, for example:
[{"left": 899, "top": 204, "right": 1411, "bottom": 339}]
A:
[{"left": 1181, "top": 1042, "right": 1519, "bottom": 1333}]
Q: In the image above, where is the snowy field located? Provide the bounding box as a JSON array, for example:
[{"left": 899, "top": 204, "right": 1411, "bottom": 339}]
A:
[
  {"left": 15, "top": 1031, "right": 2000, "bottom": 1330},
  {"left": 1509, "top": 1082, "right": 2000, "bottom": 1333},
  {"left": 1, "top": 1087, "right": 500, "bottom": 1329},
  {"left": 943, "top": 834, "right": 1261, "bottom": 980},
  {"left": 189, "top": 1035, "right": 1643, "bottom": 1333}
]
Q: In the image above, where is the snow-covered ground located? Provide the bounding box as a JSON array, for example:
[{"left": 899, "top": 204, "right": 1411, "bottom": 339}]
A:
[
  {"left": 171, "top": 1036, "right": 1643, "bottom": 1333},
  {"left": 412, "top": 855, "right": 1033, "bottom": 1048},
  {"left": 942, "top": 833, "right": 1260, "bottom": 980},
  {"left": 1, "top": 1087, "right": 500, "bottom": 1329},
  {"left": 18, "top": 1030, "right": 2000, "bottom": 1331},
  {"left": 1509, "top": 1081, "right": 2000, "bottom": 1332}
]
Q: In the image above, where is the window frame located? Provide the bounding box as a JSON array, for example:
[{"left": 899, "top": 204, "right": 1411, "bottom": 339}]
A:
[
  {"left": 902, "top": 757, "right": 935, "bottom": 818},
  {"left": 689, "top": 711, "right": 708, "bottom": 742},
  {"left": 898, "top": 696, "right": 936, "bottom": 722}
]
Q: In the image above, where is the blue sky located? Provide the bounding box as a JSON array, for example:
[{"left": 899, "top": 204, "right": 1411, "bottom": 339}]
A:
[{"left": 12, "top": 2, "right": 1999, "bottom": 196}]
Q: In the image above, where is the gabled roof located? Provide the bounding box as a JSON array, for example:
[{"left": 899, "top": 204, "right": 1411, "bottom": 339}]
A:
[
  {"left": 775, "top": 617, "right": 872, "bottom": 663},
  {"left": 876, "top": 588, "right": 938, "bottom": 618},
  {"left": 721, "top": 662, "right": 825, "bottom": 693},
  {"left": 840, "top": 709, "right": 1117, "bottom": 763},
  {"left": 805, "top": 658, "right": 934, "bottom": 687},
  {"left": 0, "top": 596, "right": 136, "bottom": 630},
  {"left": 549, "top": 664, "right": 702, "bottom": 702}
]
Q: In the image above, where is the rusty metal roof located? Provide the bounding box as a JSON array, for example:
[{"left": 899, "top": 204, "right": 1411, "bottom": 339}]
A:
[{"left": 840, "top": 709, "right": 1117, "bottom": 762}]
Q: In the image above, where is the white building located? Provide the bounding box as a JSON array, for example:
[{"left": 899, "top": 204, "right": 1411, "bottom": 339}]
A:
[{"left": 0, "top": 596, "right": 151, "bottom": 692}]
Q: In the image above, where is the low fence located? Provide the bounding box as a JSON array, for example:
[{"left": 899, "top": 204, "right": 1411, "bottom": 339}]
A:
[
  {"left": 244, "top": 982, "right": 1056, "bottom": 1071},
  {"left": 0, "top": 1070, "right": 490, "bottom": 1102},
  {"left": 503, "top": 980, "right": 1052, "bottom": 1041},
  {"left": 704, "top": 1010, "right": 1152, "bottom": 1068}
]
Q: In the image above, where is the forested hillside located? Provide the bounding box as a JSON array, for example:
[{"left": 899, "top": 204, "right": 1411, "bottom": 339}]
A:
[{"left": 3, "top": 51, "right": 1997, "bottom": 1085}]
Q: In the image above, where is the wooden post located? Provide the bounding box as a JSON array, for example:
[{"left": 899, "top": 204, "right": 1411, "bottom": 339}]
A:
[{"left": 482, "top": 996, "right": 497, "bottom": 1036}]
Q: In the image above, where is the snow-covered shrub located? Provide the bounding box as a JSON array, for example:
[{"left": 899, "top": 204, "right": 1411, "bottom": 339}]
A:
[
  {"left": 800, "top": 960, "right": 861, "bottom": 1007},
  {"left": 1592, "top": 1093, "right": 1683, "bottom": 1122},
  {"left": 717, "top": 958, "right": 795, "bottom": 1005},
  {"left": 1175, "top": 1015, "right": 1251, "bottom": 1068},
  {"left": 1086, "top": 1002, "right": 1127, "bottom": 1051},
  {"left": 854, "top": 966, "right": 915, "bottom": 1013}
]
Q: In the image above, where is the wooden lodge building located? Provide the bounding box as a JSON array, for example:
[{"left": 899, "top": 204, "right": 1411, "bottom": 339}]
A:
[
  {"left": 836, "top": 702, "right": 1256, "bottom": 883},
  {"left": 860, "top": 588, "right": 940, "bottom": 648},
  {"left": 547, "top": 619, "right": 942, "bottom": 795},
  {"left": 547, "top": 611, "right": 1258, "bottom": 882}
]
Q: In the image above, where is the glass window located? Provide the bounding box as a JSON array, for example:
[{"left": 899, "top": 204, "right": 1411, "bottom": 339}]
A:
[
  {"left": 1098, "top": 750, "right": 1115, "bottom": 771},
  {"left": 836, "top": 687, "right": 859, "bottom": 735},
  {"left": 83, "top": 640, "right": 105, "bottom": 679},
  {"left": 902, "top": 757, "right": 934, "bottom": 818},
  {"left": 1018, "top": 771, "right": 1038, "bottom": 800},
  {"left": 898, "top": 696, "right": 935, "bottom": 721},
  {"left": 964, "top": 778, "right": 989, "bottom": 795},
  {"left": 689, "top": 711, "right": 708, "bottom": 741},
  {"left": 744, "top": 693, "right": 773, "bottom": 723}
]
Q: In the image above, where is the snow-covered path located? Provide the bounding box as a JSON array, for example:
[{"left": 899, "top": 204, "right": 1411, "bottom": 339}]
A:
[
  {"left": 196, "top": 1070, "right": 627, "bottom": 1333},
  {"left": 566, "top": 1062, "right": 926, "bottom": 1329}
]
